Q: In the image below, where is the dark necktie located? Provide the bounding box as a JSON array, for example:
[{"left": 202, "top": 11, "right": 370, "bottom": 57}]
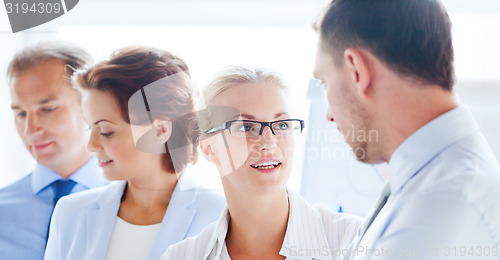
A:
[
  {"left": 46, "top": 179, "right": 77, "bottom": 243},
  {"left": 51, "top": 179, "right": 77, "bottom": 204},
  {"left": 343, "top": 183, "right": 391, "bottom": 260},
  {"left": 361, "top": 183, "right": 391, "bottom": 238}
]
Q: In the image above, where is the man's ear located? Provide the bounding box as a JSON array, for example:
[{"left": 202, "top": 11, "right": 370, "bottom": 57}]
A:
[
  {"left": 200, "top": 138, "right": 217, "bottom": 163},
  {"left": 153, "top": 119, "right": 172, "bottom": 144},
  {"left": 344, "top": 48, "right": 372, "bottom": 98}
]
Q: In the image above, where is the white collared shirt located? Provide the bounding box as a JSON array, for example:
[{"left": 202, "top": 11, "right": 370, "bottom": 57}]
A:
[
  {"left": 345, "top": 106, "right": 500, "bottom": 260},
  {"left": 162, "top": 188, "right": 361, "bottom": 260}
]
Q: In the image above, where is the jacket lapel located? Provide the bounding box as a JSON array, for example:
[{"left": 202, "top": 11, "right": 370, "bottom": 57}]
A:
[
  {"left": 84, "top": 181, "right": 126, "bottom": 260},
  {"left": 147, "top": 180, "right": 198, "bottom": 260}
]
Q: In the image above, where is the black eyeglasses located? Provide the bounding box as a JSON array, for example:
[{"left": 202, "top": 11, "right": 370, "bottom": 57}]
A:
[{"left": 205, "top": 119, "right": 305, "bottom": 137}]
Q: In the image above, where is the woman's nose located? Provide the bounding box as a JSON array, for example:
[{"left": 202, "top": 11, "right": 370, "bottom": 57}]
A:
[{"left": 258, "top": 126, "right": 277, "bottom": 151}]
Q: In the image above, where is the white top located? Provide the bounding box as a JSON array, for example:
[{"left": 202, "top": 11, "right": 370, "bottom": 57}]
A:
[
  {"left": 344, "top": 106, "right": 500, "bottom": 260},
  {"left": 162, "top": 188, "right": 362, "bottom": 260},
  {"left": 105, "top": 217, "right": 162, "bottom": 260}
]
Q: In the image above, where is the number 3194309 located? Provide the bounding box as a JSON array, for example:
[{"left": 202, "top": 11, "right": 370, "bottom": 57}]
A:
[{"left": 5, "top": 2, "right": 62, "bottom": 14}]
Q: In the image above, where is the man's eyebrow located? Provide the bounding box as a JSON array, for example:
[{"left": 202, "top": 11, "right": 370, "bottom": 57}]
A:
[
  {"left": 10, "top": 98, "right": 58, "bottom": 110},
  {"left": 39, "top": 97, "right": 57, "bottom": 105}
]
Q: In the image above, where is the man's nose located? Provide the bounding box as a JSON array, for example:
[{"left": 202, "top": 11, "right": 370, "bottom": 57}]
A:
[
  {"left": 24, "top": 113, "right": 43, "bottom": 136},
  {"left": 326, "top": 106, "right": 335, "bottom": 122}
]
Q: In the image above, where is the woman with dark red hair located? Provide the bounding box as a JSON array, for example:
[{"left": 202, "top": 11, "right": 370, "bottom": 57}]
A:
[{"left": 44, "top": 46, "right": 225, "bottom": 260}]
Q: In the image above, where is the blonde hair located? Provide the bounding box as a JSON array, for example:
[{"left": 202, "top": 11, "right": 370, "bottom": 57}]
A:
[
  {"left": 199, "top": 66, "right": 289, "bottom": 136},
  {"left": 202, "top": 65, "right": 288, "bottom": 109}
]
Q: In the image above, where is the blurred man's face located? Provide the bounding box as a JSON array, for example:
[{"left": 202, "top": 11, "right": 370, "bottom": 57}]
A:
[{"left": 10, "top": 59, "right": 90, "bottom": 175}]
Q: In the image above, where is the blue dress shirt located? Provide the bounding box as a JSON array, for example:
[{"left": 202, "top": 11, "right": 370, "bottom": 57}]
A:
[
  {"left": 0, "top": 157, "right": 108, "bottom": 260},
  {"left": 346, "top": 106, "right": 500, "bottom": 260}
]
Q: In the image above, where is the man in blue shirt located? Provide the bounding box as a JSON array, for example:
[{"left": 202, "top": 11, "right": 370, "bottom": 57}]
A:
[
  {"left": 0, "top": 42, "right": 108, "bottom": 259},
  {"left": 313, "top": 0, "right": 500, "bottom": 259}
]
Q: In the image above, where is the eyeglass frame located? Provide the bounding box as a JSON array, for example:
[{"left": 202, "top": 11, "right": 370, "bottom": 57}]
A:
[{"left": 205, "top": 119, "right": 305, "bottom": 136}]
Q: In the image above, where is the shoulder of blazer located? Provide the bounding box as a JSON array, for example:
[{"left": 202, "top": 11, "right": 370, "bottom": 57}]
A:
[
  {"left": 55, "top": 181, "right": 126, "bottom": 212},
  {"left": 174, "top": 173, "right": 226, "bottom": 213},
  {"left": 190, "top": 186, "right": 226, "bottom": 210}
]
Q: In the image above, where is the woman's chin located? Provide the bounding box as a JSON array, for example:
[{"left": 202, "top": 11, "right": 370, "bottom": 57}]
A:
[{"left": 250, "top": 178, "right": 288, "bottom": 195}]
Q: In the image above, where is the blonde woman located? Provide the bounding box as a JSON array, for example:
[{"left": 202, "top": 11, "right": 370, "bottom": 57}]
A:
[{"left": 162, "top": 66, "right": 361, "bottom": 260}]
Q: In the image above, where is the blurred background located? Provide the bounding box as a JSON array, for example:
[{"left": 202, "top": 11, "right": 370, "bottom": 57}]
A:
[{"left": 1, "top": 0, "right": 499, "bottom": 216}]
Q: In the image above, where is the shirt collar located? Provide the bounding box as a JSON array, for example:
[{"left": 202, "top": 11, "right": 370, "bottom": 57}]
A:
[
  {"left": 280, "top": 189, "right": 333, "bottom": 260},
  {"left": 31, "top": 157, "right": 105, "bottom": 194},
  {"left": 31, "top": 164, "right": 61, "bottom": 195},
  {"left": 388, "top": 106, "right": 479, "bottom": 195},
  {"left": 202, "top": 188, "right": 333, "bottom": 260},
  {"left": 202, "top": 207, "right": 230, "bottom": 259}
]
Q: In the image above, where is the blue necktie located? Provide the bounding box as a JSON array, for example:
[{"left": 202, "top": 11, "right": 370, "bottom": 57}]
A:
[
  {"left": 46, "top": 179, "right": 77, "bottom": 243},
  {"left": 51, "top": 179, "right": 77, "bottom": 204}
]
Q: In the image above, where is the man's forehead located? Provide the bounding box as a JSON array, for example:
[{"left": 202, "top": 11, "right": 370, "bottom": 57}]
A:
[
  {"left": 11, "top": 95, "right": 60, "bottom": 110},
  {"left": 315, "top": 46, "right": 341, "bottom": 72},
  {"left": 313, "top": 44, "right": 331, "bottom": 73},
  {"left": 313, "top": 53, "right": 326, "bottom": 78},
  {"left": 11, "top": 61, "right": 70, "bottom": 89},
  {"left": 14, "top": 59, "right": 67, "bottom": 77},
  {"left": 9, "top": 69, "right": 73, "bottom": 109}
]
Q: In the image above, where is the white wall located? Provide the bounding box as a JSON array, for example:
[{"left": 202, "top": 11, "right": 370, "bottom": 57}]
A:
[
  {"left": 0, "top": 1, "right": 499, "bottom": 218},
  {"left": 0, "top": 1, "right": 326, "bottom": 189}
]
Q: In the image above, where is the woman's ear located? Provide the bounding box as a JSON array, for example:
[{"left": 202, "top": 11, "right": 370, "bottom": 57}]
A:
[
  {"left": 153, "top": 119, "right": 172, "bottom": 144},
  {"left": 200, "top": 138, "right": 217, "bottom": 163}
]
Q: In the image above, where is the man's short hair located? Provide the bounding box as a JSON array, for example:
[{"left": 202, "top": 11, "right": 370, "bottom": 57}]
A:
[
  {"left": 7, "top": 41, "right": 93, "bottom": 84},
  {"left": 314, "top": 0, "right": 455, "bottom": 91}
]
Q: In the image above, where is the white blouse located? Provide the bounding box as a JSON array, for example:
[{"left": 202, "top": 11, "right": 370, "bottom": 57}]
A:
[
  {"left": 162, "top": 188, "right": 362, "bottom": 260},
  {"left": 105, "top": 217, "right": 162, "bottom": 260}
]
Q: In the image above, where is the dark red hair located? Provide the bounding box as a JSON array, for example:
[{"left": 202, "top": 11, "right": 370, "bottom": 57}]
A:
[{"left": 75, "top": 46, "right": 199, "bottom": 173}]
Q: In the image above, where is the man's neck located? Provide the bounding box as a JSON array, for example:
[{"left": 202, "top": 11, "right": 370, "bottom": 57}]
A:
[
  {"left": 380, "top": 85, "right": 458, "bottom": 162},
  {"left": 50, "top": 153, "right": 92, "bottom": 179}
]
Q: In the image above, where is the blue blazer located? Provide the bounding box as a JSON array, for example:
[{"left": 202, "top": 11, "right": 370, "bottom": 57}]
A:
[{"left": 44, "top": 175, "right": 225, "bottom": 260}]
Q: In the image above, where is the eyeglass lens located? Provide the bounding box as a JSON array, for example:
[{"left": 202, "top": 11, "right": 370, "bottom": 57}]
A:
[{"left": 230, "top": 120, "right": 301, "bottom": 136}]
